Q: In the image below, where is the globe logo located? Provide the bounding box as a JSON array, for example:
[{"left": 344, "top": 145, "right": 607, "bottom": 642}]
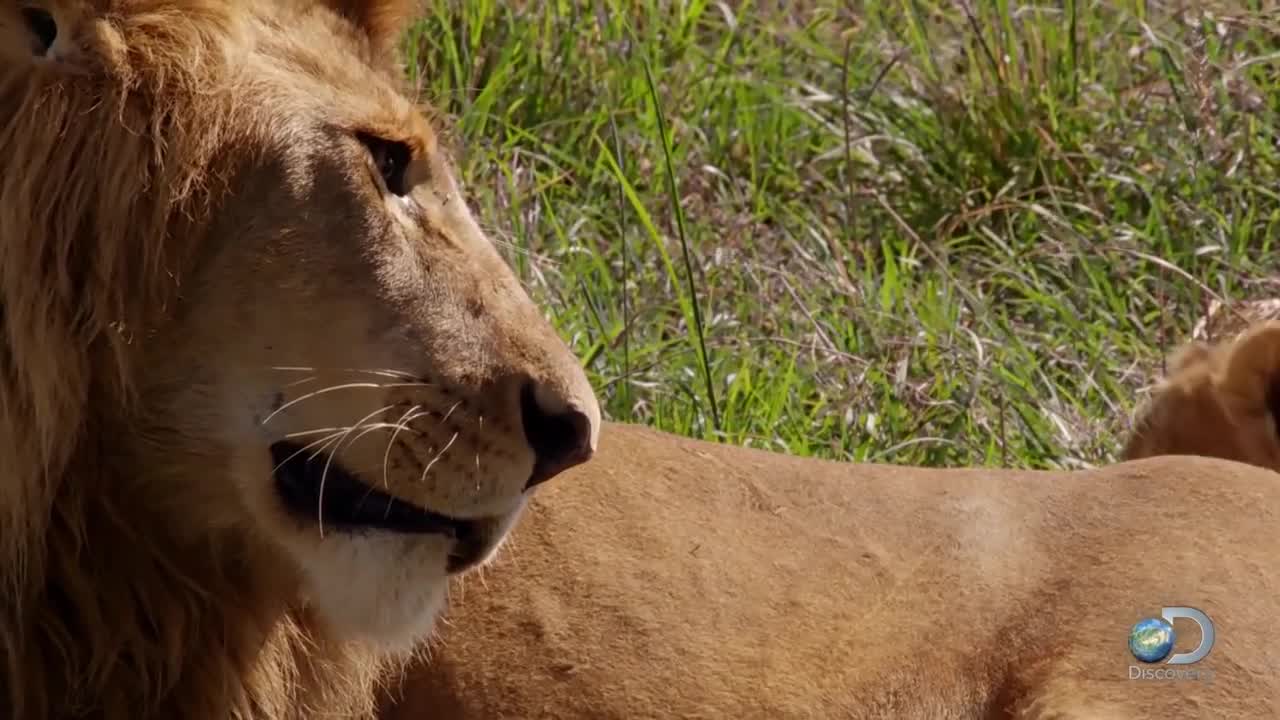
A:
[{"left": 1129, "top": 617, "right": 1176, "bottom": 663}]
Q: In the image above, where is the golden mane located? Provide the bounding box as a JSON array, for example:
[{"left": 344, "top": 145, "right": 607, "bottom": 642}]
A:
[
  {"left": 0, "top": 0, "right": 235, "bottom": 584},
  {"left": 1, "top": 1, "right": 422, "bottom": 717}
]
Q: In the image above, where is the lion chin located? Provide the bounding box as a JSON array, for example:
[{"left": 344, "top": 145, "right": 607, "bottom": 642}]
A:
[
  {"left": 294, "top": 532, "right": 453, "bottom": 652},
  {"left": 264, "top": 440, "right": 530, "bottom": 651},
  {"left": 1, "top": 1, "right": 601, "bottom": 719}
]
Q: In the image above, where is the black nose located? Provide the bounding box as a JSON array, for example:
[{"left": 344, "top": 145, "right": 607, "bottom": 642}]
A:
[{"left": 520, "top": 381, "right": 594, "bottom": 489}]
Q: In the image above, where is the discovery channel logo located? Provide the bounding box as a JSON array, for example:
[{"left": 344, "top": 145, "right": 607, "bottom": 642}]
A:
[{"left": 1127, "top": 606, "right": 1215, "bottom": 682}]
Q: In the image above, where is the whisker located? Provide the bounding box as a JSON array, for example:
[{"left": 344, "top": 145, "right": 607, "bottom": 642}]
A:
[
  {"left": 380, "top": 405, "right": 426, "bottom": 520},
  {"left": 307, "top": 435, "right": 349, "bottom": 463},
  {"left": 384, "top": 410, "right": 437, "bottom": 515},
  {"left": 261, "top": 382, "right": 428, "bottom": 426},
  {"left": 284, "top": 427, "right": 357, "bottom": 439},
  {"left": 382, "top": 405, "right": 426, "bottom": 490},
  {"left": 316, "top": 404, "right": 397, "bottom": 538},
  {"left": 378, "top": 404, "right": 430, "bottom": 476},
  {"left": 420, "top": 431, "right": 460, "bottom": 484},
  {"left": 439, "top": 400, "right": 463, "bottom": 425},
  {"left": 347, "top": 419, "right": 413, "bottom": 446},
  {"left": 270, "top": 430, "right": 350, "bottom": 475},
  {"left": 284, "top": 421, "right": 426, "bottom": 442},
  {"left": 282, "top": 415, "right": 430, "bottom": 524},
  {"left": 269, "top": 365, "right": 422, "bottom": 380},
  {"left": 334, "top": 408, "right": 437, "bottom": 522},
  {"left": 396, "top": 409, "right": 433, "bottom": 432}
]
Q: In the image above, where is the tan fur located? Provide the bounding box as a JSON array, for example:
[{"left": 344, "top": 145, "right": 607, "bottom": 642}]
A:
[
  {"left": 1, "top": 2, "right": 599, "bottom": 719},
  {"left": 1122, "top": 319, "right": 1280, "bottom": 468},
  {"left": 381, "top": 431, "right": 1280, "bottom": 716}
]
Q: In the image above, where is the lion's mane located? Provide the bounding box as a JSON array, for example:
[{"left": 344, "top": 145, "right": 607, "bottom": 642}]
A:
[{"left": 0, "top": 3, "right": 402, "bottom": 717}]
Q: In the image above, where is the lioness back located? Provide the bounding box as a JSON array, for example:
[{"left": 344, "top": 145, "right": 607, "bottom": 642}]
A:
[{"left": 381, "top": 423, "right": 1280, "bottom": 719}]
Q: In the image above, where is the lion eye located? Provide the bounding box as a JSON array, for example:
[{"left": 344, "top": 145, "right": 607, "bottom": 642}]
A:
[{"left": 357, "top": 133, "right": 411, "bottom": 197}]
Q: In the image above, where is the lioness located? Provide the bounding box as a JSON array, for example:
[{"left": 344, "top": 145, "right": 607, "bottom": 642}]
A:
[
  {"left": 380, "top": 444, "right": 1280, "bottom": 712},
  {"left": 2, "top": 2, "right": 599, "bottom": 718},
  {"left": 1123, "top": 319, "right": 1280, "bottom": 468}
]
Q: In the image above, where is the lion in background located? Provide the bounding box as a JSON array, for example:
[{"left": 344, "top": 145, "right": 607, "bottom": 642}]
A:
[
  {"left": 1123, "top": 319, "right": 1280, "bottom": 469},
  {"left": 2, "top": 1, "right": 600, "bottom": 718}
]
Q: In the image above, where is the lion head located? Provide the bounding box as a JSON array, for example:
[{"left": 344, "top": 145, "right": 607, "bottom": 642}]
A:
[
  {"left": 1, "top": 1, "right": 600, "bottom": 716},
  {"left": 1122, "top": 319, "right": 1280, "bottom": 469}
]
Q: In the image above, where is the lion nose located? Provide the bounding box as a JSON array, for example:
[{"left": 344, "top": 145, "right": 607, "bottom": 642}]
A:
[{"left": 519, "top": 380, "right": 596, "bottom": 489}]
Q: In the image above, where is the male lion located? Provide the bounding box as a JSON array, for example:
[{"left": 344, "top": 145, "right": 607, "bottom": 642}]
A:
[
  {"left": 381, "top": 443, "right": 1280, "bottom": 710},
  {"left": 1, "top": 2, "right": 601, "bottom": 719},
  {"left": 1122, "top": 319, "right": 1280, "bottom": 468}
]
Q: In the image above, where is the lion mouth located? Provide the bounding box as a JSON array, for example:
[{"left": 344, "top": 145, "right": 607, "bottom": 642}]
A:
[{"left": 269, "top": 441, "right": 501, "bottom": 573}]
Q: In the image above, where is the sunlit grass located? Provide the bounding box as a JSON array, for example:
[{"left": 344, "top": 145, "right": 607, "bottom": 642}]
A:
[{"left": 405, "top": 0, "right": 1280, "bottom": 470}]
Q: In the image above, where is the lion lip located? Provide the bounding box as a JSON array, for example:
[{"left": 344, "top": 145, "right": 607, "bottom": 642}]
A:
[
  {"left": 445, "top": 514, "right": 511, "bottom": 575},
  {"left": 269, "top": 441, "right": 479, "bottom": 539}
]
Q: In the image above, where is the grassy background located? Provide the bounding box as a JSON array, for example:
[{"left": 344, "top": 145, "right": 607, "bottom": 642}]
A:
[{"left": 402, "top": 1, "right": 1280, "bottom": 470}]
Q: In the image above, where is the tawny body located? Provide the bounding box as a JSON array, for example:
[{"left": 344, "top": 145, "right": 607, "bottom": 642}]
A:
[{"left": 384, "top": 423, "right": 1280, "bottom": 719}]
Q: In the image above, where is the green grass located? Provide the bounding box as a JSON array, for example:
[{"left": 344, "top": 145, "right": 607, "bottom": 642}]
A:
[{"left": 402, "top": 1, "right": 1280, "bottom": 470}]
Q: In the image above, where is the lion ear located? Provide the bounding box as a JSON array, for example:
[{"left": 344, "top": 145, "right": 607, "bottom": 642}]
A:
[
  {"left": 1167, "top": 340, "right": 1211, "bottom": 375},
  {"left": 7, "top": 4, "right": 61, "bottom": 60},
  {"left": 321, "top": 0, "right": 420, "bottom": 56},
  {"left": 1217, "top": 320, "right": 1280, "bottom": 427}
]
